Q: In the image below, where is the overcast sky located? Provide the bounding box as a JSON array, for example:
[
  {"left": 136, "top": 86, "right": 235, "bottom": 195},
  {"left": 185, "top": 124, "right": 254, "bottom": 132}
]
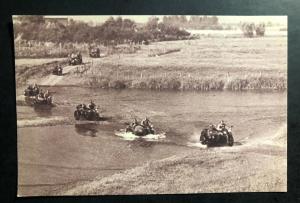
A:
[{"left": 63, "top": 15, "right": 287, "bottom": 25}]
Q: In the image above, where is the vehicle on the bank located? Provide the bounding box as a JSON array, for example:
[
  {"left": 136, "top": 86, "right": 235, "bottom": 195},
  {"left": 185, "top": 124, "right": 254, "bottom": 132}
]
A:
[
  {"left": 68, "top": 52, "right": 82, "bottom": 65},
  {"left": 200, "top": 124, "right": 234, "bottom": 147},
  {"left": 89, "top": 47, "right": 100, "bottom": 58},
  {"left": 125, "top": 118, "right": 155, "bottom": 136},
  {"left": 74, "top": 103, "right": 102, "bottom": 121},
  {"left": 52, "top": 65, "right": 63, "bottom": 75}
]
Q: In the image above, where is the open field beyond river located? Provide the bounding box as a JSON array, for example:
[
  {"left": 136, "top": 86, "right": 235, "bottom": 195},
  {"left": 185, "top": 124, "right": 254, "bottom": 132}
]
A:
[{"left": 15, "top": 36, "right": 287, "bottom": 91}]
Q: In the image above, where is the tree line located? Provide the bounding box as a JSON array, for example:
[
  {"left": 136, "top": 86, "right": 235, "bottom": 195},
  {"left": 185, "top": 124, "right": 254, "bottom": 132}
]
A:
[
  {"left": 162, "top": 15, "right": 222, "bottom": 30},
  {"left": 13, "top": 16, "right": 191, "bottom": 45}
]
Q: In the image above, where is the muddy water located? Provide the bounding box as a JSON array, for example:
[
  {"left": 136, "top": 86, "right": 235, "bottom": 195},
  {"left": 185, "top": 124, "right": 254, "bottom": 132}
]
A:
[{"left": 17, "top": 87, "right": 287, "bottom": 196}]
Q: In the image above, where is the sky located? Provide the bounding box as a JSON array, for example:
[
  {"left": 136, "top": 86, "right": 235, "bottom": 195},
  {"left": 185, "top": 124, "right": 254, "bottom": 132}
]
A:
[{"left": 61, "top": 15, "right": 287, "bottom": 26}]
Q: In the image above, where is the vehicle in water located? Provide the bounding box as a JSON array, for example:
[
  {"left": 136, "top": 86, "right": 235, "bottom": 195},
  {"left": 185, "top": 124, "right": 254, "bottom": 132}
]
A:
[
  {"left": 200, "top": 123, "right": 234, "bottom": 147},
  {"left": 24, "top": 85, "right": 53, "bottom": 106},
  {"left": 125, "top": 118, "right": 155, "bottom": 136},
  {"left": 68, "top": 52, "right": 82, "bottom": 65},
  {"left": 74, "top": 102, "right": 103, "bottom": 122},
  {"left": 52, "top": 65, "right": 63, "bottom": 75},
  {"left": 89, "top": 47, "right": 100, "bottom": 58}
]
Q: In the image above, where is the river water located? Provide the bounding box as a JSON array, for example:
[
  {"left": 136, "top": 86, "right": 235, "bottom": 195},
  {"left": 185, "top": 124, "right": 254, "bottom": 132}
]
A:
[{"left": 17, "top": 87, "right": 287, "bottom": 196}]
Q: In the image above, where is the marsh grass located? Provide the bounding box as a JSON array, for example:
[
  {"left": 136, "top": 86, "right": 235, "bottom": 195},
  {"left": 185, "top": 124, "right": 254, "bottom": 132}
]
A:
[{"left": 84, "top": 63, "right": 286, "bottom": 91}]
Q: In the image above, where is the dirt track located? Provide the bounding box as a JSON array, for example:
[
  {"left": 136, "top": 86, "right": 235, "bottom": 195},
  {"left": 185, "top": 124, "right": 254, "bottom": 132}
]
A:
[{"left": 39, "top": 65, "right": 78, "bottom": 86}]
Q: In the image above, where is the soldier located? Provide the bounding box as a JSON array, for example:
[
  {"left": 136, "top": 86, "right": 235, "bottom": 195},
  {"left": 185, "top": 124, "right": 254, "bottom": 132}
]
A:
[
  {"left": 33, "top": 83, "right": 39, "bottom": 95},
  {"left": 26, "top": 84, "right": 33, "bottom": 96},
  {"left": 43, "top": 90, "right": 50, "bottom": 99},
  {"left": 132, "top": 118, "right": 139, "bottom": 128},
  {"left": 141, "top": 117, "right": 153, "bottom": 131},
  {"left": 89, "top": 100, "right": 96, "bottom": 110},
  {"left": 217, "top": 120, "right": 226, "bottom": 131},
  {"left": 37, "top": 89, "right": 44, "bottom": 101}
]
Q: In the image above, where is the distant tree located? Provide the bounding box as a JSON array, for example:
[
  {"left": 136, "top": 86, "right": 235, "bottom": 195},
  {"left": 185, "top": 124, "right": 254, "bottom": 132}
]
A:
[
  {"left": 14, "top": 15, "right": 191, "bottom": 45},
  {"left": 18, "top": 15, "right": 45, "bottom": 24},
  {"left": 255, "top": 23, "right": 265, "bottom": 37},
  {"left": 241, "top": 23, "right": 255, "bottom": 37},
  {"left": 146, "top": 16, "right": 159, "bottom": 31},
  {"left": 179, "top": 15, "right": 187, "bottom": 24}
]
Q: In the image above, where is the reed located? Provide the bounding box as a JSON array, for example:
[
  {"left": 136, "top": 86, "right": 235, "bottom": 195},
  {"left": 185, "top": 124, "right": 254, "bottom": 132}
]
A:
[{"left": 85, "top": 65, "right": 286, "bottom": 91}]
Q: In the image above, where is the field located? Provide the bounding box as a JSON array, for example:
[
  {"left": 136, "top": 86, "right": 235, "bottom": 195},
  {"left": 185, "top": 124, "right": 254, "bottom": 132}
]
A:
[{"left": 15, "top": 36, "right": 287, "bottom": 91}]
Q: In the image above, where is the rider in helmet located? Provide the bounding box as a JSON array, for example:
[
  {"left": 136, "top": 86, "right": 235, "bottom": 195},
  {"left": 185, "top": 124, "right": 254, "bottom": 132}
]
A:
[
  {"left": 217, "top": 120, "right": 226, "bottom": 131},
  {"left": 131, "top": 118, "right": 139, "bottom": 128},
  {"left": 27, "top": 84, "right": 33, "bottom": 90},
  {"left": 211, "top": 124, "right": 217, "bottom": 131},
  {"left": 141, "top": 117, "right": 154, "bottom": 131},
  {"left": 76, "top": 104, "right": 82, "bottom": 110},
  {"left": 141, "top": 117, "right": 149, "bottom": 127},
  {"left": 32, "top": 83, "right": 37, "bottom": 94},
  {"left": 26, "top": 84, "right": 33, "bottom": 96},
  {"left": 89, "top": 100, "right": 96, "bottom": 110},
  {"left": 37, "top": 89, "right": 44, "bottom": 100},
  {"left": 82, "top": 103, "right": 88, "bottom": 110},
  {"left": 43, "top": 90, "right": 49, "bottom": 99},
  {"left": 217, "top": 120, "right": 226, "bottom": 133}
]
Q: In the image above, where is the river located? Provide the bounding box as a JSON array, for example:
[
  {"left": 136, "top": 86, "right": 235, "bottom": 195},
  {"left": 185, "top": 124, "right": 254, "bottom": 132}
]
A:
[{"left": 16, "top": 87, "right": 287, "bottom": 196}]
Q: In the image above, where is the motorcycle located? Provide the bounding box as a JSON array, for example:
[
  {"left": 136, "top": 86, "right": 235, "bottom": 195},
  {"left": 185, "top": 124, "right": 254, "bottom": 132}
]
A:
[{"left": 200, "top": 126, "right": 234, "bottom": 147}]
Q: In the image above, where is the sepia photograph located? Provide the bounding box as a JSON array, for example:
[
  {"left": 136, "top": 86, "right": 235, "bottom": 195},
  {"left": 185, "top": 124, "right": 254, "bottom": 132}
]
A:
[{"left": 13, "top": 15, "right": 287, "bottom": 196}]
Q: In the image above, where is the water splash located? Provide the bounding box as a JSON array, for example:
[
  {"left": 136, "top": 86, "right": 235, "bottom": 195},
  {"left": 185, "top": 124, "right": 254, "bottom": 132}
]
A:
[
  {"left": 115, "top": 130, "right": 166, "bottom": 141},
  {"left": 186, "top": 142, "right": 207, "bottom": 149}
]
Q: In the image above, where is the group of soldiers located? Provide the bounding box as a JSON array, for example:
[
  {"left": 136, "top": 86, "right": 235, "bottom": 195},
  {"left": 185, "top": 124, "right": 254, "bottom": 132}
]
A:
[
  {"left": 76, "top": 101, "right": 97, "bottom": 113},
  {"left": 25, "top": 84, "right": 51, "bottom": 101},
  {"left": 130, "top": 117, "right": 154, "bottom": 131},
  {"left": 209, "top": 120, "right": 229, "bottom": 134}
]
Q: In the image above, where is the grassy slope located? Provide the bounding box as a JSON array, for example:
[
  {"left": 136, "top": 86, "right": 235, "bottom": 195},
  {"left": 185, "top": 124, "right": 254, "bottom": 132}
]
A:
[{"left": 62, "top": 149, "right": 286, "bottom": 195}]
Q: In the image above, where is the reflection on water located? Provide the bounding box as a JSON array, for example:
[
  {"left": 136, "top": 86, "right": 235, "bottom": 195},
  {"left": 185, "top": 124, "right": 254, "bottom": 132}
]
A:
[
  {"left": 75, "top": 124, "right": 98, "bottom": 137},
  {"left": 33, "top": 105, "right": 53, "bottom": 117}
]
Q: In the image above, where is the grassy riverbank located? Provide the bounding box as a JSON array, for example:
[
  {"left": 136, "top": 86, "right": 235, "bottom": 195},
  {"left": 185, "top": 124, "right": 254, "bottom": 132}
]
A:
[
  {"left": 15, "top": 36, "right": 287, "bottom": 91},
  {"left": 84, "top": 63, "right": 286, "bottom": 90}
]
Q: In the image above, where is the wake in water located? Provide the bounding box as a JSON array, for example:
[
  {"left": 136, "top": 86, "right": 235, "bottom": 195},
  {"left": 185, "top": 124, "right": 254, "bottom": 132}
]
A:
[
  {"left": 17, "top": 116, "right": 72, "bottom": 128},
  {"left": 185, "top": 131, "right": 207, "bottom": 149},
  {"left": 245, "top": 123, "right": 287, "bottom": 148},
  {"left": 115, "top": 130, "right": 166, "bottom": 141}
]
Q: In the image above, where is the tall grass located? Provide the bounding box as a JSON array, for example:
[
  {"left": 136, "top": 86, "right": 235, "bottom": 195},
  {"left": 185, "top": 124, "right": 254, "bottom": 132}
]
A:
[
  {"left": 84, "top": 64, "right": 286, "bottom": 91},
  {"left": 15, "top": 43, "right": 141, "bottom": 58}
]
